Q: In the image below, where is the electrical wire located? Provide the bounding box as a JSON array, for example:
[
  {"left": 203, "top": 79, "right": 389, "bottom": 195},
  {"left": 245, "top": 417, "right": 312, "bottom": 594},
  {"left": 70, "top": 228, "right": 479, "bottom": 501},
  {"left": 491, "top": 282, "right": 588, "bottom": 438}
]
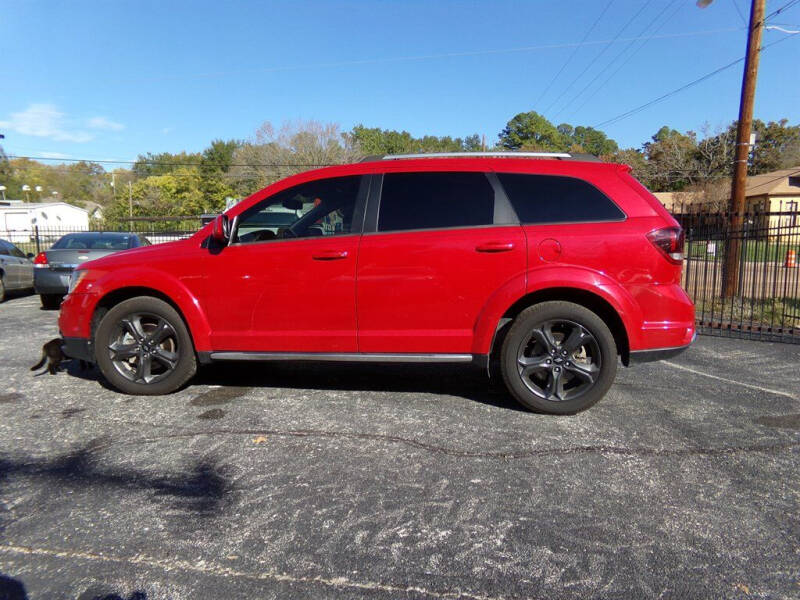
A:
[
  {"left": 553, "top": 0, "right": 683, "bottom": 120},
  {"left": 542, "top": 0, "right": 655, "bottom": 115},
  {"left": 765, "top": 0, "right": 800, "bottom": 20},
  {"left": 593, "top": 31, "right": 799, "bottom": 129},
  {"left": 6, "top": 155, "right": 336, "bottom": 169},
  {"left": 534, "top": 0, "right": 615, "bottom": 106}
]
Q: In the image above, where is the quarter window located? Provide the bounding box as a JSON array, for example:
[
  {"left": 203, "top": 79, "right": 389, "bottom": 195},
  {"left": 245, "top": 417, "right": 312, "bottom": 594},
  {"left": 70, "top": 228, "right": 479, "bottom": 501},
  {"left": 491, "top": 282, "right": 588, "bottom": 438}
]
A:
[
  {"left": 377, "top": 172, "right": 495, "bottom": 232},
  {"left": 497, "top": 173, "right": 625, "bottom": 224}
]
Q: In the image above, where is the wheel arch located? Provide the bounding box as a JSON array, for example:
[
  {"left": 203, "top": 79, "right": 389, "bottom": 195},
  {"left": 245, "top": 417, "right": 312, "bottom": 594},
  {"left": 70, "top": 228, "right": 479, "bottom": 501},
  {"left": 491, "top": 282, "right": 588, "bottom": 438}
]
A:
[
  {"left": 90, "top": 285, "right": 209, "bottom": 353},
  {"left": 490, "top": 287, "right": 631, "bottom": 367}
]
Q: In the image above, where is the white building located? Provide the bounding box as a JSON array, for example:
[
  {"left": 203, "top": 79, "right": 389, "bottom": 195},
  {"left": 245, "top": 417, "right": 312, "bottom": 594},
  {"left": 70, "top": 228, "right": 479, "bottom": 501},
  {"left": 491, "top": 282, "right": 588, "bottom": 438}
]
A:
[{"left": 0, "top": 200, "right": 89, "bottom": 242}]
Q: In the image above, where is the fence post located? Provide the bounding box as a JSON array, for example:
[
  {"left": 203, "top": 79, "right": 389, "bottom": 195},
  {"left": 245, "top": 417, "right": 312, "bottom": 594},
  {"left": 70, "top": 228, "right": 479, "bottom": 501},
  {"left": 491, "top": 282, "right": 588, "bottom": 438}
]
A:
[{"left": 34, "top": 225, "right": 41, "bottom": 255}]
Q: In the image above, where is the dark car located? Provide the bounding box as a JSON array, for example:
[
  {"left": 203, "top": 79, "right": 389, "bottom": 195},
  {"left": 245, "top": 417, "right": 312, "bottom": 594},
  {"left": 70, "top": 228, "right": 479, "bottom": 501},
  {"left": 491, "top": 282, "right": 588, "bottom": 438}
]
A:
[
  {"left": 34, "top": 232, "right": 150, "bottom": 309},
  {"left": 0, "top": 238, "right": 35, "bottom": 302}
]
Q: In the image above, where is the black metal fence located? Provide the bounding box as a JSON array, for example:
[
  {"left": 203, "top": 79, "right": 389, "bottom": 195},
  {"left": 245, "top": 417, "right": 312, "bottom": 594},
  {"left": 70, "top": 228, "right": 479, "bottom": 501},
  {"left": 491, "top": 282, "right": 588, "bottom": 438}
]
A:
[
  {"left": 4, "top": 208, "right": 800, "bottom": 343},
  {"left": 1, "top": 219, "right": 204, "bottom": 257},
  {"left": 674, "top": 205, "right": 800, "bottom": 343}
]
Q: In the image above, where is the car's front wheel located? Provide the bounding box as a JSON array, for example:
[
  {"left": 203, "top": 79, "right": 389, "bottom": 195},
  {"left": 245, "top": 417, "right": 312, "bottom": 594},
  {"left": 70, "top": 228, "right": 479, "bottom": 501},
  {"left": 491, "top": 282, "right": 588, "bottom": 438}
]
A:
[
  {"left": 501, "top": 301, "right": 617, "bottom": 414},
  {"left": 94, "top": 296, "right": 197, "bottom": 395}
]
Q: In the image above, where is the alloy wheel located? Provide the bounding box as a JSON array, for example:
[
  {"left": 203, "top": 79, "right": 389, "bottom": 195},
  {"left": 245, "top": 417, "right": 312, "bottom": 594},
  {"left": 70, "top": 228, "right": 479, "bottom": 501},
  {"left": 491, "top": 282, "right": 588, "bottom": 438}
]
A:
[
  {"left": 516, "top": 319, "right": 601, "bottom": 402},
  {"left": 107, "top": 312, "right": 180, "bottom": 384}
]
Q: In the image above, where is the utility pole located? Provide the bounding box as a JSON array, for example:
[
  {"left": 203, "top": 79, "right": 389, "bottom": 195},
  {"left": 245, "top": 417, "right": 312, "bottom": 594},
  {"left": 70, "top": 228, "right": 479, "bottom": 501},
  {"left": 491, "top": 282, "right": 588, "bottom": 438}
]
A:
[
  {"left": 722, "top": 0, "right": 766, "bottom": 298},
  {"left": 128, "top": 181, "right": 134, "bottom": 232}
]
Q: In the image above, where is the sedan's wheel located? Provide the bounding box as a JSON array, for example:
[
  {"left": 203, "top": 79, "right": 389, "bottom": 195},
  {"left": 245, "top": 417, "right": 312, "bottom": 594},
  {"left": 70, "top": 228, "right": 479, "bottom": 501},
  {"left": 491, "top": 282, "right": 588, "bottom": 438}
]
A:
[
  {"left": 0, "top": 276, "right": 6, "bottom": 303},
  {"left": 95, "top": 296, "right": 196, "bottom": 395},
  {"left": 501, "top": 301, "right": 617, "bottom": 414},
  {"left": 40, "top": 294, "right": 62, "bottom": 310}
]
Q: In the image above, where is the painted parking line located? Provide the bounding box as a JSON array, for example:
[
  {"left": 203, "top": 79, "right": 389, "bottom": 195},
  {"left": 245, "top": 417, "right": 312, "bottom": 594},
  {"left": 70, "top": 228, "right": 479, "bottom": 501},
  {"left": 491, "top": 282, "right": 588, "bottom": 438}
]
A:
[{"left": 663, "top": 361, "right": 798, "bottom": 400}]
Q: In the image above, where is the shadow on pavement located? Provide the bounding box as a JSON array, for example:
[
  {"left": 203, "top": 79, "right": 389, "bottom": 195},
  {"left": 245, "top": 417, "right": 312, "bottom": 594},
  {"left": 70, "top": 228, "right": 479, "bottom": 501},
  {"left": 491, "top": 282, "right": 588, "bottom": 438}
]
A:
[
  {"left": 0, "top": 440, "right": 234, "bottom": 518},
  {"left": 194, "top": 361, "right": 526, "bottom": 411}
]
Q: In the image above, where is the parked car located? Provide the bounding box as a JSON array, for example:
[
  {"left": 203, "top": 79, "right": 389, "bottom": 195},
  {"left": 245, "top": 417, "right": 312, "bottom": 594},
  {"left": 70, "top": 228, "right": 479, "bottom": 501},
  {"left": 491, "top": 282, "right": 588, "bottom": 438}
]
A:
[
  {"left": 35, "top": 232, "right": 150, "bottom": 309},
  {"left": 59, "top": 153, "right": 695, "bottom": 413},
  {"left": 0, "top": 238, "right": 35, "bottom": 302}
]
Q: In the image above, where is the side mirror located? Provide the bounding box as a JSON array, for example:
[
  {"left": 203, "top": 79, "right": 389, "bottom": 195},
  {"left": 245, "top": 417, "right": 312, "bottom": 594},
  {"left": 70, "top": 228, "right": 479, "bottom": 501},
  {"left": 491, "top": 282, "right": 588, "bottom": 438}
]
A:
[
  {"left": 211, "top": 214, "right": 230, "bottom": 244},
  {"left": 27, "top": 253, "right": 35, "bottom": 259}
]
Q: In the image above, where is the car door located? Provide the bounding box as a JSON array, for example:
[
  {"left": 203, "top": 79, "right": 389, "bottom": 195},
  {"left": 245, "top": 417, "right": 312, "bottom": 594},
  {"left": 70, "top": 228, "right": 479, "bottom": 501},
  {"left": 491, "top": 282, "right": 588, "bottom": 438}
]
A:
[
  {"left": 7, "top": 241, "right": 34, "bottom": 288},
  {"left": 356, "top": 170, "right": 526, "bottom": 354},
  {"left": 0, "top": 240, "right": 22, "bottom": 289},
  {"left": 202, "top": 174, "right": 369, "bottom": 353}
]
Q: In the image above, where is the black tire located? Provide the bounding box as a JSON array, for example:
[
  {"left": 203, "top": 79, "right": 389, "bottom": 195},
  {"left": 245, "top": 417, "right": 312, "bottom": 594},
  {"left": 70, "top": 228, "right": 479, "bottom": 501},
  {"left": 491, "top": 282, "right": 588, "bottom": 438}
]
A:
[
  {"left": 501, "top": 301, "right": 617, "bottom": 414},
  {"left": 40, "top": 294, "right": 62, "bottom": 310},
  {"left": 94, "top": 296, "right": 197, "bottom": 395},
  {"left": 0, "top": 276, "right": 6, "bottom": 303}
]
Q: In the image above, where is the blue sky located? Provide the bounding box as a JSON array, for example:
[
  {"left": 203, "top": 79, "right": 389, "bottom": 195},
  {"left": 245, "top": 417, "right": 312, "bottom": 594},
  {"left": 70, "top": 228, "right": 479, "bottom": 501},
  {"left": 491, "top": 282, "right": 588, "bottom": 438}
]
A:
[{"left": 1, "top": 0, "right": 798, "bottom": 165}]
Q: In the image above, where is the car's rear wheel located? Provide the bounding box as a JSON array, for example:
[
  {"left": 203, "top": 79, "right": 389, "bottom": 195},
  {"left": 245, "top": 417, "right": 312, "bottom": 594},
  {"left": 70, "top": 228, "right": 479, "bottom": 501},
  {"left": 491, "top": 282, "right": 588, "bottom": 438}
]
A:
[
  {"left": 0, "top": 276, "right": 6, "bottom": 303},
  {"left": 501, "top": 301, "right": 617, "bottom": 414},
  {"left": 40, "top": 294, "right": 62, "bottom": 310},
  {"left": 94, "top": 296, "right": 196, "bottom": 395}
]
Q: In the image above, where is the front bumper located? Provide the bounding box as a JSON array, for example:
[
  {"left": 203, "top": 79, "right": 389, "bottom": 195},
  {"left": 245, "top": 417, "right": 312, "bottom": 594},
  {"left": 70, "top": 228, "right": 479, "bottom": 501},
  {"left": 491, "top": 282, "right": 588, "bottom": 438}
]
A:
[
  {"left": 62, "top": 336, "right": 95, "bottom": 363},
  {"left": 34, "top": 268, "right": 71, "bottom": 294}
]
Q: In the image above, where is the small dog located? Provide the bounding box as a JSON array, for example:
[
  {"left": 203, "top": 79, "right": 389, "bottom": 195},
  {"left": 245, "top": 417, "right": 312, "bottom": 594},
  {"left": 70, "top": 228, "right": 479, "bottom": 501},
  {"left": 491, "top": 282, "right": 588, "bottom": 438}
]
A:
[{"left": 31, "top": 338, "right": 66, "bottom": 375}]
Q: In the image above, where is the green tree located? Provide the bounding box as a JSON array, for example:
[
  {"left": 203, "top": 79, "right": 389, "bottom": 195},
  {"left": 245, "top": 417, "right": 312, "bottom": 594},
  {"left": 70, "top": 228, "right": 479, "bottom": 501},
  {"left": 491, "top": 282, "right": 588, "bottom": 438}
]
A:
[
  {"left": 132, "top": 151, "right": 201, "bottom": 178},
  {"left": 350, "top": 125, "right": 483, "bottom": 155},
  {"left": 498, "top": 111, "right": 569, "bottom": 151}
]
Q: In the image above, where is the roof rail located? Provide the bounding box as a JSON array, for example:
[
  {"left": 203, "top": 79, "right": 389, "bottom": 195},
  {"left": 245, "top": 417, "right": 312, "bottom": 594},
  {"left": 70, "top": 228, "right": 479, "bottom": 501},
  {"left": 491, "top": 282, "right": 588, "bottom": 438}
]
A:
[{"left": 381, "top": 151, "right": 578, "bottom": 160}]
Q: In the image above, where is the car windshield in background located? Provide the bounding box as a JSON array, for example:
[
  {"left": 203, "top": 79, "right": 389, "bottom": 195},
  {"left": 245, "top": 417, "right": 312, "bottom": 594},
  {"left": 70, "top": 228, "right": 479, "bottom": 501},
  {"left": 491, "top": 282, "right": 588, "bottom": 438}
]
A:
[{"left": 52, "top": 234, "right": 134, "bottom": 250}]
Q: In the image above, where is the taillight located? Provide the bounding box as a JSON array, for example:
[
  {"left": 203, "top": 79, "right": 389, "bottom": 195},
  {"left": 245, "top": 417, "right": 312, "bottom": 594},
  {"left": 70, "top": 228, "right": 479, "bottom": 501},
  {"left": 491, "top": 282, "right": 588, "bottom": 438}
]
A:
[
  {"left": 33, "top": 252, "right": 49, "bottom": 268},
  {"left": 647, "top": 227, "right": 685, "bottom": 264}
]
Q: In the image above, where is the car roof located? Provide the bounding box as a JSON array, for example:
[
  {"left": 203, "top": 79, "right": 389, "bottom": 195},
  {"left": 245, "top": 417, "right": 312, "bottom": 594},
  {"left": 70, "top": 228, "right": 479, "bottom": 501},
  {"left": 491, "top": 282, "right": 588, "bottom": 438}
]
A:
[{"left": 59, "top": 232, "right": 137, "bottom": 238}]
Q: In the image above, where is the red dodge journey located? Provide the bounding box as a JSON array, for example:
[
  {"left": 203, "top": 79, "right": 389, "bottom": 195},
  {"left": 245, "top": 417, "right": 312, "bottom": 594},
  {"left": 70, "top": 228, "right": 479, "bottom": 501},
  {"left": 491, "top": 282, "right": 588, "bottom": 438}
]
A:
[{"left": 59, "top": 152, "right": 695, "bottom": 413}]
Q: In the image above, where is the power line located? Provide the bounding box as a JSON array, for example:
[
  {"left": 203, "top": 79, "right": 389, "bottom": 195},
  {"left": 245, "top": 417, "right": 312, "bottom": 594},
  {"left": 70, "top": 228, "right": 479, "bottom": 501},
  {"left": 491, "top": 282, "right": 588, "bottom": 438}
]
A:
[
  {"left": 553, "top": 0, "right": 683, "bottom": 120},
  {"left": 6, "top": 155, "right": 336, "bottom": 169},
  {"left": 567, "top": 1, "right": 690, "bottom": 120},
  {"left": 543, "top": 0, "right": 655, "bottom": 115},
  {"left": 593, "top": 31, "right": 799, "bottom": 129},
  {"left": 731, "top": 0, "right": 748, "bottom": 26},
  {"left": 534, "top": 0, "right": 615, "bottom": 106},
  {"left": 765, "top": 0, "right": 800, "bottom": 20}
]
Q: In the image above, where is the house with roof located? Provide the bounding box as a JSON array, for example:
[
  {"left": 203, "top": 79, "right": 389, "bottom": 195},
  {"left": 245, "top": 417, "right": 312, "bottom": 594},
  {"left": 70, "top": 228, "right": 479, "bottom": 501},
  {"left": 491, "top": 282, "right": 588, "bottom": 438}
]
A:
[{"left": 743, "top": 167, "right": 800, "bottom": 235}]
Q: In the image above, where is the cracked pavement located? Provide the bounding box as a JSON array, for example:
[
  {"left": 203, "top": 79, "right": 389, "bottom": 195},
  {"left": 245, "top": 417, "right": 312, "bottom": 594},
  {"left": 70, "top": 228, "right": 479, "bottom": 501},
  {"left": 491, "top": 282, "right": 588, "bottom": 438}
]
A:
[{"left": 1, "top": 291, "right": 799, "bottom": 599}]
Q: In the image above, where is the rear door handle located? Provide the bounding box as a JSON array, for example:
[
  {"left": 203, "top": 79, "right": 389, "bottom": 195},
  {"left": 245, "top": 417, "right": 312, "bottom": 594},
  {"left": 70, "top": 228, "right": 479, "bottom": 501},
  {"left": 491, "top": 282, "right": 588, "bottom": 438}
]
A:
[
  {"left": 475, "top": 242, "right": 515, "bottom": 253},
  {"left": 312, "top": 250, "right": 349, "bottom": 261}
]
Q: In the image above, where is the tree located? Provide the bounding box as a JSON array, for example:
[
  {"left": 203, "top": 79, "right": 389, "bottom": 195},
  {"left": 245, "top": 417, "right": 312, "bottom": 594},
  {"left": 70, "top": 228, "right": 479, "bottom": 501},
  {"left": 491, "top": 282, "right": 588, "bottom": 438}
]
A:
[
  {"left": 749, "top": 119, "right": 800, "bottom": 173},
  {"left": 132, "top": 151, "right": 201, "bottom": 178},
  {"left": 227, "top": 120, "right": 359, "bottom": 198},
  {"left": 498, "top": 111, "right": 569, "bottom": 151},
  {"left": 349, "top": 126, "right": 482, "bottom": 156}
]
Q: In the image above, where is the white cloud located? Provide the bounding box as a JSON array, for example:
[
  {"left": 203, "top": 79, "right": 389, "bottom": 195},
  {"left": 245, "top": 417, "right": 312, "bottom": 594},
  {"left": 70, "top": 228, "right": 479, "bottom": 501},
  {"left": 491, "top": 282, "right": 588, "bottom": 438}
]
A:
[
  {"left": 161, "top": 127, "right": 173, "bottom": 135},
  {"left": 38, "top": 151, "right": 72, "bottom": 159},
  {"left": 87, "top": 116, "right": 125, "bottom": 131},
  {"left": 0, "top": 103, "right": 93, "bottom": 143}
]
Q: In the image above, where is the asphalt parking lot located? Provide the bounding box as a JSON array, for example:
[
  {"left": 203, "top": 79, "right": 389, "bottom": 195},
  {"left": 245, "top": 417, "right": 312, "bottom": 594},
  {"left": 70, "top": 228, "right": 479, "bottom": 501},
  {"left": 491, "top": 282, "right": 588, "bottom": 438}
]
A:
[{"left": 0, "top": 292, "right": 798, "bottom": 599}]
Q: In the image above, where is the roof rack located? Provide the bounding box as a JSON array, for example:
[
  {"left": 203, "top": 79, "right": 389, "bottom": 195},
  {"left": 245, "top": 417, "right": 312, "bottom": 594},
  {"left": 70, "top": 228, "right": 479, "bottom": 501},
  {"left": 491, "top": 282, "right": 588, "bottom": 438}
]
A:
[{"left": 379, "top": 151, "right": 602, "bottom": 162}]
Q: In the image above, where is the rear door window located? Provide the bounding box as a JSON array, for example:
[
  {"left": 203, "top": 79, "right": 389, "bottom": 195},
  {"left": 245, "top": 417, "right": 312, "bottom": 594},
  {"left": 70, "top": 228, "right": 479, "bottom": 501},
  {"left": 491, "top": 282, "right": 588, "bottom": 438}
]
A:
[
  {"left": 377, "top": 172, "right": 495, "bottom": 232},
  {"left": 497, "top": 173, "right": 625, "bottom": 224}
]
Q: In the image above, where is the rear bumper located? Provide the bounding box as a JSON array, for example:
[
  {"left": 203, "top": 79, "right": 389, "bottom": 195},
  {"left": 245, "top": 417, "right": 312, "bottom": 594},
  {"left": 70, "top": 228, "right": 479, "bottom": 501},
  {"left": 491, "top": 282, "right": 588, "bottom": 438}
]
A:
[
  {"left": 62, "top": 336, "right": 95, "bottom": 363},
  {"left": 34, "top": 268, "right": 71, "bottom": 294},
  {"left": 628, "top": 331, "right": 696, "bottom": 365}
]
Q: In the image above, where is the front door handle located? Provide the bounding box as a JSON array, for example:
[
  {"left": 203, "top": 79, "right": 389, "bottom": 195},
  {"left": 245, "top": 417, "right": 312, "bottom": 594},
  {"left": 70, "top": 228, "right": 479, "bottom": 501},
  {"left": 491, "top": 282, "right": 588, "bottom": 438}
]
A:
[
  {"left": 312, "top": 250, "right": 349, "bottom": 261},
  {"left": 475, "top": 242, "right": 515, "bottom": 253}
]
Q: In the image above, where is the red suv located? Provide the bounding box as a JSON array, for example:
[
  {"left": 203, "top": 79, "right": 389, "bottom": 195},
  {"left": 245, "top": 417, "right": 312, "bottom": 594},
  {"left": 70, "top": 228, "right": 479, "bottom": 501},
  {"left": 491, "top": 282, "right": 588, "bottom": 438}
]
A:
[{"left": 59, "top": 153, "right": 695, "bottom": 414}]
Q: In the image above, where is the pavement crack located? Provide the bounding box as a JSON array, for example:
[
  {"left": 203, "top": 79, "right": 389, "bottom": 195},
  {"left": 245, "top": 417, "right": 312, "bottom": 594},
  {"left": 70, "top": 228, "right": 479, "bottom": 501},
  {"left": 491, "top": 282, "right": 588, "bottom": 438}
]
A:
[
  {"left": 0, "top": 543, "right": 516, "bottom": 600},
  {"left": 109, "top": 426, "right": 800, "bottom": 460}
]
